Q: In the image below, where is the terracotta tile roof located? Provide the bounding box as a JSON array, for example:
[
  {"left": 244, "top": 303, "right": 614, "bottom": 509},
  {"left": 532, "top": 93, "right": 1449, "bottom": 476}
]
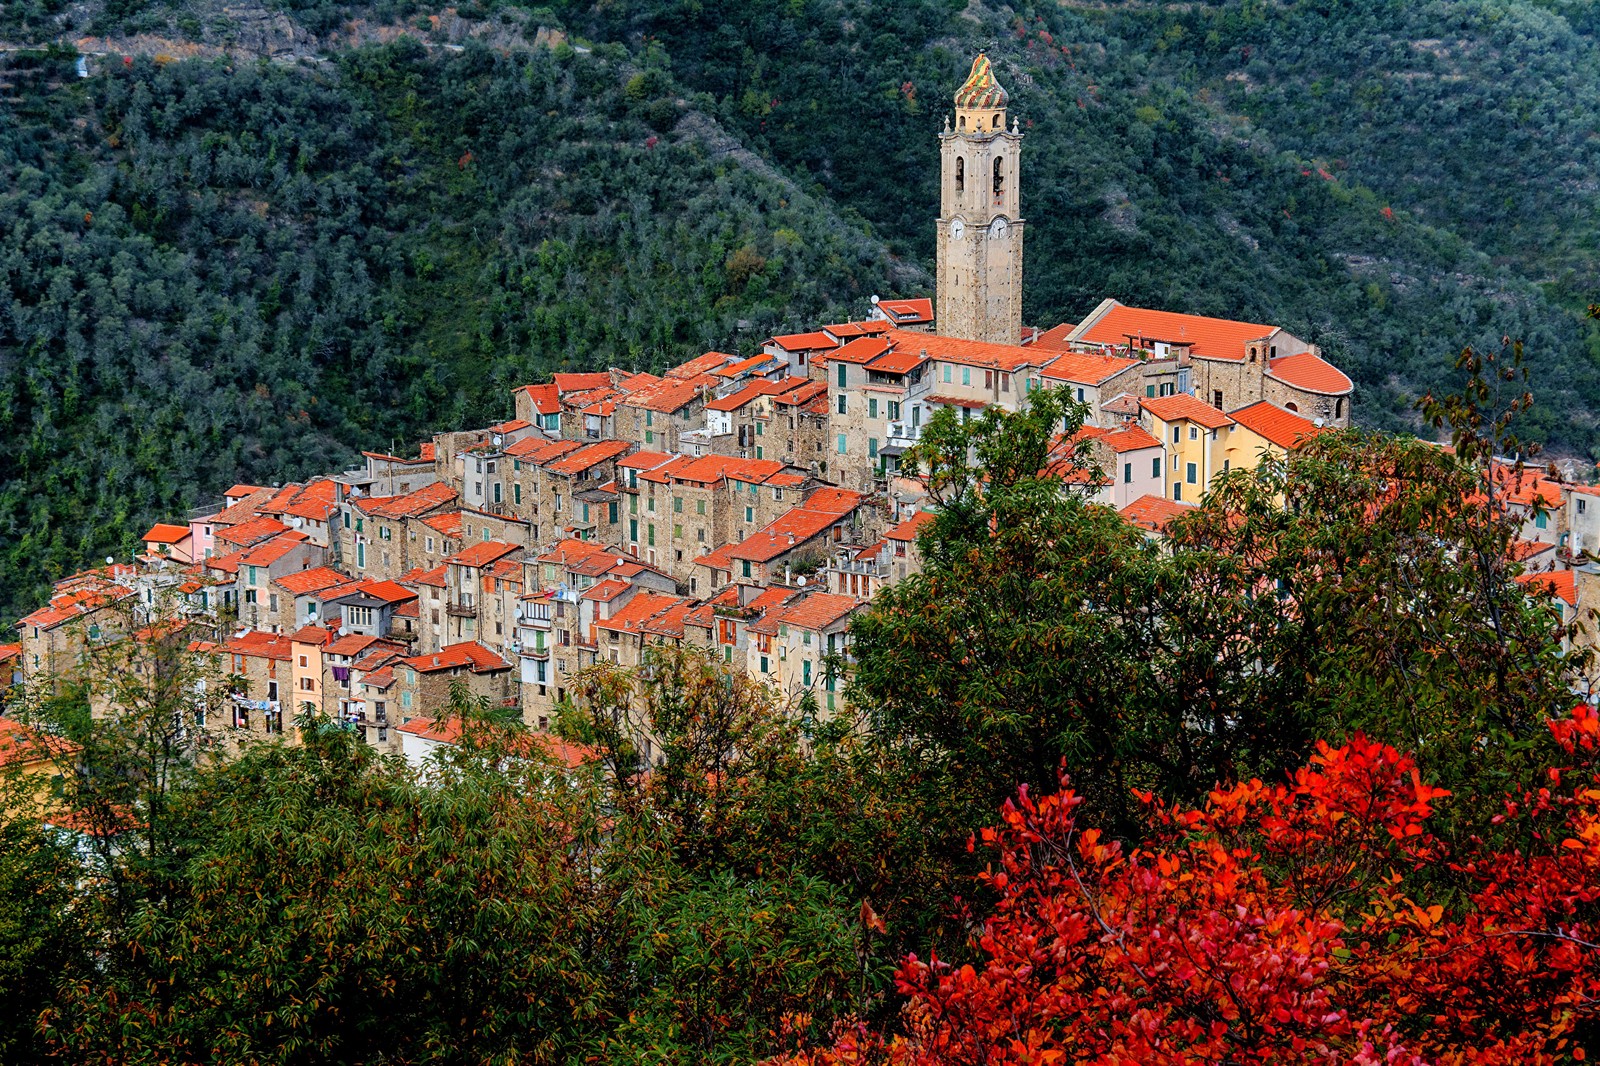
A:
[
  {"left": 17, "top": 575, "right": 134, "bottom": 631},
  {"left": 421, "top": 512, "right": 465, "bottom": 539},
  {"left": 518, "top": 383, "right": 561, "bottom": 416},
  {"left": 404, "top": 641, "right": 511, "bottom": 674},
  {"left": 142, "top": 523, "right": 191, "bottom": 544},
  {"left": 280, "top": 497, "right": 337, "bottom": 522},
  {"left": 360, "top": 666, "right": 397, "bottom": 689},
  {"left": 582, "top": 577, "right": 632, "bottom": 603},
  {"left": 617, "top": 450, "right": 676, "bottom": 471},
  {"left": 1119, "top": 494, "right": 1196, "bottom": 534},
  {"left": 774, "top": 591, "right": 862, "bottom": 632},
  {"left": 620, "top": 375, "right": 718, "bottom": 415},
  {"left": 769, "top": 330, "right": 839, "bottom": 351},
  {"left": 1518, "top": 567, "right": 1577, "bottom": 608},
  {"left": 1494, "top": 465, "right": 1564, "bottom": 510},
  {"left": 1267, "top": 351, "right": 1353, "bottom": 395},
  {"left": 206, "top": 488, "right": 276, "bottom": 527},
  {"left": 829, "top": 336, "right": 893, "bottom": 365},
  {"left": 0, "top": 642, "right": 20, "bottom": 663},
  {"left": 447, "top": 541, "right": 522, "bottom": 569},
  {"left": 667, "top": 351, "right": 736, "bottom": 379},
  {"left": 553, "top": 372, "right": 612, "bottom": 393},
  {"left": 1512, "top": 539, "right": 1555, "bottom": 561},
  {"left": 289, "top": 624, "right": 333, "bottom": 646},
  {"left": 544, "top": 440, "right": 632, "bottom": 476},
  {"left": 1041, "top": 351, "right": 1140, "bottom": 386},
  {"left": 419, "top": 443, "right": 436, "bottom": 462},
  {"left": 491, "top": 419, "right": 532, "bottom": 433},
  {"left": 361, "top": 481, "right": 458, "bottom": 520},
  {"left": 202, "top": 546, "right": 249, "bottom": 577},
  {"left": 711, "top": 352, "right": 781, "bottom": 378},
  {"left": 866, "top": 346, "right": 929, "bottom": 375},
  {"left": 596, "top": 591, "right": 686, "bottom": 634},
  {"left": 1140, "top": 393, "right": 1235, "bottom": 431},
  {"left": 729, "top": 511, "right": 846, "bottom": 563},
  {"left": 0, "top": 716, "right": 78, "bottom": 768},
  {"left": 1101, "top": 391, "right": 1142, "bottom": 417},
  {"left": 340, "top": 579, "right": 417, "bottom": 605},
  {"left": 637, "top": 455, "right": 698, "bottom": 485},
  {"left": 399, "top": 564, "right": 449, "bottom": 589},
  {"left": 673, "top": 455, "right": 788, "bottom": 487},
  {"left": 225, "top": 630, "right": 294, "bottom": 662},
  {"left": 325, "top": 633, "right": 389, "bottom": 658},
  {"left": 225, "top": 483, "right": 269, "bottom": 499},
  {"left": 239, "top": 531, "right": 310, "bottom": 566},
  {"left": 1028, "top": 322, "right": 1077, "bottom": 350},
  {"left": 1076, "top": 303, "right": 1275, "bottom": 362},
  {"left": 506, "top": 437, "right": 582, "bottom": 462},
  {"left": 885, "top": 509, "right": 936, "bottom": 542},
  {"left": 1228, "top": 401, "right": 1325, "bottom": 451},
  {"left": 887, "top": 328, "right": 1040, "bottom": 372},
  {"left": 823, "top": 321, "right": 891, "bottom": 340},
  {"left": 706, "top": 380, "right": 787, "bottom": 412},
  {"left": 875, "top": 297, "right": 933, "bottom": 323},
  {"left": 214, "top": 515, "right": 290, "bottom": 548},
  {"left": 772, "top": 380, "right": 828, "bottom": 408},
  {"left": 694, "top": 543, "right": 740, "bottom": 572},
  {"left": 803, "top": 487, "right": 865, "bottom": 514},
  {"left": 640, "top": 598, "right": 695, "bottom": 639},
  {"left": 1101, "top": 425, "right": 1163, "bottom": 453}
]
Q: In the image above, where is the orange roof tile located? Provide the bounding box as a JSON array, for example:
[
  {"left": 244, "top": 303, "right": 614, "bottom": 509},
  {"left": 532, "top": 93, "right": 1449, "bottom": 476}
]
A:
[
  {"left": 769, "top": 330, "right": 839, "bottom": 351},
  {"left": 1228, "top": 401, "right": 1325, "bottom": 451},
  {"left": 706, "top": 380, "right": 786, "bottom": 412},
  {"left": 505, "top": 437, "right": 581, "bottom": 462},
  {"left": 866, "top": 346, "right": 930, "bottom": 375},
  {"left": 885, "top": 509, "right": 936, "bottom": 542},
  {"left": 553, "top": 372, "right": 612, "bottom": 393},
  {"left": 1076, "top": 303, "right": 1275, "bottom": 362},
  {"left": 887, "top": 328, "right": 1040, "bottom": 372},
  {"left": 239, "top": 531, "right": 310, "bottom": 566},
  {"left": 1041, "top": 351, "right": 1140, "bottom": 386},
  {"left": 595, "top": 592, "right": 686, "bottom": 634},
  {"left": 0, "top": 716, "right": 78, "bottom": 768},
  {"left": 1266, "top": 352, "right": 1353, "bottom": 395},
  {"left": 1101, "top": 425, "right": 1163, "bottom": 453},
  {"left": 1139, "top": 393, "right": 1235, "bottom": 430},
  {"left": 143, "top": 523, "right": 191, "bottom": 544},
  {"left": 518, "top": 383, "right": 561, "bottom": 416},
  {"left": 711, "top": 352, "right": 780, "bottom": 378},
  {"left": 362, "top": 481, "right": 458, "bottom": 520},
  {"left": 876, "top": 297, "right": 933, "bottom": 323},
  {"left": 400, "top": 564, "right": 449, "bottom": 589},
  {"left": 447, "top": 541, "right": 522, "bottom": 569},
  {"left": 214, "top": 515, "right": 290, "bottom": 547},
  {"left": 1518, "top": 568, "right": 1577, "bottom": 608},
  {"left": 421, "top": 512, "right": 465, "bottom": 539},
  {"left": 829, "top": 336, "right": 893, "bottom": 365},
  {"left": 617, "top": 450, "right": 676, "bottom": 471},
  {"left": 404, "top": 641, "right": 511, "bottom": 674},
  {"left": 544, "top": 440, "right": 632, "bottom": 476},
  {"left": 340, "top": 579, "right": 417, "bottom": 605},
  {"left": 774, "top": 591, "right": 861, "bottom": 632},
  {"left": 225, "top": 630, "right": 294, "bottom": 662},
  {"left": 668, "top": 351, "right": 737, "bottom": 379},
  {"left": 1119, "top": 494, "right": 1196, "bottom": 534}
]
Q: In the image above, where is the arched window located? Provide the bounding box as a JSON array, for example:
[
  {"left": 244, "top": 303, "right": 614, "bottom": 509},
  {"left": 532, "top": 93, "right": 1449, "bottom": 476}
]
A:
[
  {"left": 955, "top": 156, "right": 964, "bottom": 191},
  {"left": 1249, "top": 347, "right": 1257, "bottom": 362},
  {"left": 1335, "top": 398, "right": 1344, "bottom": 419},
  {"left": 993, "top": 157, "right": 1004, "bottom": 197},
  {"left": 992, "top": 114, "right": 1001, "bottom": 129},
  {"left": 958, "top": 115, "right": 966, "bottom": 130},
  {"left": 1285, "top": 402, "right": 1299, "bottom": 413}
]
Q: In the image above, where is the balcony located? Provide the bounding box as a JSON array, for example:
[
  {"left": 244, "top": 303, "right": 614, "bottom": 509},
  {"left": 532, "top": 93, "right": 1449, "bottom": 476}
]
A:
[
  {"left": 517, "top": 642, "right": 550, "bottom": 659},
  {"left": 886, "top": 421, "right": 920, "bottom": 450},
  {"left": 445, "top": 594, "right": 476, "bottom": 618}
]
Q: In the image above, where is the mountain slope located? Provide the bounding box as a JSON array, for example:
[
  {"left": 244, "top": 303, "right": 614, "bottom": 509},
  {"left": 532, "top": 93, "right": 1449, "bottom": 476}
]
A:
[{"left": 0, "top": 35, "right": 915, "bottom": 620}]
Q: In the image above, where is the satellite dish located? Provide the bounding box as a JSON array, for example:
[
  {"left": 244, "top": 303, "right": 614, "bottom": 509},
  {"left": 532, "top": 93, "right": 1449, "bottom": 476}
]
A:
[
  {"left": 106, "top": 556, "right": 114, "bottom": 565},
  {"left": 797, "top": 576, "right": 807, "bottom": 587},
  {"left": 615, "top": 557, "right": 626, "bottom": 568}
]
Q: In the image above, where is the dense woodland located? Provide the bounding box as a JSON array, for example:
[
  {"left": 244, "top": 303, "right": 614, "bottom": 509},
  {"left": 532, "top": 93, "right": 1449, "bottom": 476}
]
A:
[
  {"left": 4, "top": 393, "right": 1599, "bottom": 1063},
  {"left": 2, "top": 0, "right": 1600, "bottom": 619}
]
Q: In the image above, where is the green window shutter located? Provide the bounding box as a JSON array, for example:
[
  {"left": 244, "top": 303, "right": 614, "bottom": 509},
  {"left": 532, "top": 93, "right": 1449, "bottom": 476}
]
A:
[
  {"left": 837, "top": 434, "right": 847, "bottom": 454},
  {"left": 630, "top": 519, "right": 638, "bottom": 541},
  {"left": 836, "top": 364, "right": 846, "bottom": 388},
  {"left": 962, "top": 367, "right": 971, "bottom": 386},
  {"left": 609, "top": 502, "right": 619, "bottom": 523},
  {"left": 742, "top": 560, "right": 752, "bottom": 578},
  {"left": 868, "top": 438, "right": 878, "bottom": 458},
  {"left": 868, "top": 398, "right": 878, "bottom": 418},
  {"left": 648, "top": 524, "right": 656, "bottom": 546}
]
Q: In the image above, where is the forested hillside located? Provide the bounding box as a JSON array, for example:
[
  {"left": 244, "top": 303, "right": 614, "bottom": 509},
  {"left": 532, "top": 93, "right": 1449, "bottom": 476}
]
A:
[{"left": 4, "top": 0, "right": 1600, "bottom": 620}]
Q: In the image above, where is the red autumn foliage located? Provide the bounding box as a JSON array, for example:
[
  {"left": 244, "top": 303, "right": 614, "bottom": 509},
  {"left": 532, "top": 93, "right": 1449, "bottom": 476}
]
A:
[{"left": 783, "top": 721, "right": 1600, "bottom": 1065}]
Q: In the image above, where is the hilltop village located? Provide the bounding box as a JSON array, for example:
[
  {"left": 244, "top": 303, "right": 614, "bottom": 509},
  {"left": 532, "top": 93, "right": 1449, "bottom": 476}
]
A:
[{"left": 7, "top": 56, "right": 1389, "bottom": 761}]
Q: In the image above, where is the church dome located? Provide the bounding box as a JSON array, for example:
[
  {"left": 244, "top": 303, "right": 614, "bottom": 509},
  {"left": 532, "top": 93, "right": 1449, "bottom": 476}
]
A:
[{"left": 954, "top": 54, "right": 1008, "bottom": 110}]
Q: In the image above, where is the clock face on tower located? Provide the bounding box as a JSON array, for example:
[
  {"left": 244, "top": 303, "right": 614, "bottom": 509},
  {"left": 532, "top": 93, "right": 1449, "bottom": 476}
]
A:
[
  {"left": 989, "top": 217, "right": 1009, "bottom": 239},
  {"left": 949, "top": 218, "right": 965, "bottom": 240}
]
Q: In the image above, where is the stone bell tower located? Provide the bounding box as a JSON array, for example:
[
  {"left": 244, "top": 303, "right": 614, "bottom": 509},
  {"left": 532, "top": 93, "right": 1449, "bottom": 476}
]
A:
[{"left": 935, "top": 53, "right": 1025, "bottom": 345}]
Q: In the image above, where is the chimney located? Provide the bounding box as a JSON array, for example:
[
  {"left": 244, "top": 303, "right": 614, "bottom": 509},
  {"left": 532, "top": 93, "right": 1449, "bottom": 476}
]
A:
[{"left": 433, "top": 655, "right": 440, "bottom": 666}]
